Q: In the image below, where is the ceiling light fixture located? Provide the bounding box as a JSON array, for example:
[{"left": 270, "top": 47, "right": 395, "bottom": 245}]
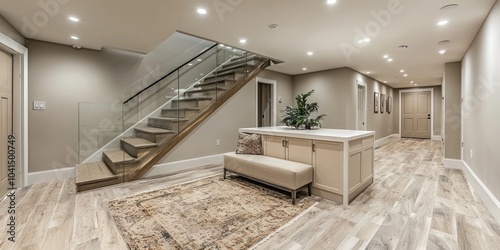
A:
[
  {"left": 439, "top": 49, "right": 447, "bottom": 55},
  {"left": 383, "top": 55, "right": 389, "bottom": 59},
  {"left": 400, "top": 70, "right": 405, "bottom": 73},
  {"left": 197, "top": 8, "right": 207, "bottom": 15},
  {"left": 188, "top": 63, "right": 193, "bottom": 66},
  {"left": 327, "top": 0, "right": 337, "bottom": 5},
  {"left": 307, "top": 51, "right": 313, "bottom": 56},
  {"left": 387, "top": 58, "right": 393, "bottom": 62},
  {"left": 197, "top": 58, "right": 203, "bottom": 61},
  {"left": 398, "top": 45, "right": 409, "bottom": 49},
  {"left": 411, "top": 81, "right": 415, "bottom": 84},
  {"left": 70, "top": 35, "right": 79, "bottom": 40},
  {"left": 437, "top": 20, "right": 449, "bottom": 26},
  {"left": 69, "top": 16, "right": 79, "bottom": 22},
  {"left": 384, "top": 81, "right": 388, "bottom": 83},
  {"left": 366, "top": 72, "right": 371, "bottom": 74},
  {"left": 302, "top": 68, "right": 307, "bottom": 71},
  {"left": 403, "top": 74, "right": 408, "bottom": 77},
  {"left": 268, "top": 24, "right": 278, "bottom": 29},
  {"left": 239, "top": 39, "right": 247, "bottom": 44}
]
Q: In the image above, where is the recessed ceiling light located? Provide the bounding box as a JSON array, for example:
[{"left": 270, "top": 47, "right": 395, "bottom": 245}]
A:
[
  {"left": 437, "top": 20, "right": 449, "bottom": 26},
  {"left": 400, "top": 70, "right": 405, "bottom": 73},
  {"left": 69, "top": 16, "right": 79, "bottom": 22},
  {"left": 364, "top": 38, "right": 370, "bottom": 42},
  {"left": 307, "top": 51, "right": 313, "bottom": 56},
  {"left": 387, "top": 58, "right": 393, "bottom": 62},
  {"left": 197, "top": 8, "right": 207, "bottom": 15},
  {"left": 414, "top": 84, "right": 418, "bottom": 86},
  {"left": 398, "top": 45, "right": 408, "bottom": 49},
  {"left": 439, "top": 49, "right": 447, "bottom": 55},
  {"left": 239, "top": 39, "right": 247, "bottom": 44},
  {"left": 302, "top": 68, "right": 307, "bottom": 71},
  {"left": 384, "top": 81, "right": 388, "bottom": 83},
  {"left": 366, "top": 72, "right": 371, "bottom": 74},
  {"left": 403, "top": 74, "right": 408, "bottom": 77},
  {"left": 197, "top": 58, "right": 203, "bottom": 61},
  {"left": 383, "top": 55, "right": 389, "bottom": 59},
  {"left": 268, "top": 24, "right": 278, "bottom": 29},
  {"left": 411, "top": 81, "right": 415, "bottom": 84},
  {"left": 188, "top": 63, "right": 193, "bottom": 66},
  {"left": 70, "top": 35, "right": 79, "bottom": 40},
  {"left": 326, "top": 0, "right": 337, "bottom": 5}
]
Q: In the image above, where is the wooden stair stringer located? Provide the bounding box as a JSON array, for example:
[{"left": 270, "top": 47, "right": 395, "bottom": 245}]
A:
[{"left": 127, "top": 59, "right": 271, "bottom": 180}]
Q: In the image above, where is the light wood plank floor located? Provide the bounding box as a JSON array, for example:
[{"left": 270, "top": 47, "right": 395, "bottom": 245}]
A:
[{"left": 1, "top": 139, "right": 499, "bottom": 249}]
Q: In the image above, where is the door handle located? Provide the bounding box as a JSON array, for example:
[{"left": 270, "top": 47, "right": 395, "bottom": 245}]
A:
[{"left": 282, "top": 140, "right": 286, "bottom": 147}]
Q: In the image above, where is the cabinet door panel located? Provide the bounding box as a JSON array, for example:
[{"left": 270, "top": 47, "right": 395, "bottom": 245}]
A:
[
  {"left": 361, "top": 146, "right": 374, "bottom": 182},
  {"left": 313, "top": 141, "right": 343, "bottom": 193},
  {"left": 264, "top": 136, "right": 286, "bottom": 159},
  {"left": 287, "top": 138, "right": 312, "bottom": 165},
  {"left": 348, "top": 151, "right": 362, "bottom": 192}
]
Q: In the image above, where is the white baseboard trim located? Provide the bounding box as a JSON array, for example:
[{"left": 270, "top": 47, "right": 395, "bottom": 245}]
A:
[
  {"left": 28, "top": 167, "right": 75, "bottom": 185},
  {"left": 443, "top": 158, "right": 464, "bottom": 169},
  {"left": 444, "top": 159, "right": 500, "bottom": 223},
  {"left": 143, "top": 153, "right": 226, "bottom": 178},
  {"left": 432, "top": 135, "right": 442, "bottom": 141},
  {"left": 375, "top": 134, "right": 400, "bottom": 148}
]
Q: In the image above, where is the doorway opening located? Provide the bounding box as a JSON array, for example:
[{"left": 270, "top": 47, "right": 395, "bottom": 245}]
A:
[
  {"left": 255, "top": 77, "right": 277, "bottom": 127},
  {"left": 0, "top": 48, "right": 12, "bottom": 197},
  {"left": 399, "top": 89, "right": 434, "bottom": 139},
  {"left": 356, "top": 81, "right": 367, "bottom": 130}
]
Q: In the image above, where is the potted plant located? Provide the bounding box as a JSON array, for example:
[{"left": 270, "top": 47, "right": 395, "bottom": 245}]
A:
[{"left": 281, "top": 90, "right": 326, "bottom": 129}]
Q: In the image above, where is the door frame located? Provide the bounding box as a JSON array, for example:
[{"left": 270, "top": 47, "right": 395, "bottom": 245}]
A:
[
  {"left": 0, "top": 34, "right": 28, "bottom": 188},
  {"left": 356, "top": 80, "right": 367, "bottom": 130},
  {"left": 255, "top": 77, "right": 277, "bottom": 127},
  {"left": 399, "top": 88, "right": 434, "bottom": 138}
]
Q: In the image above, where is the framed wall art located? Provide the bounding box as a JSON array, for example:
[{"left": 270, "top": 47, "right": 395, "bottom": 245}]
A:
[
  {"left": 374, "top": 92, "right": 379, "bottom": 113},
  {"left": 387, "top": 96, "right": 392, "bottom": 113},
  {"left": 380, "top": 94, "right": 385, "bottom": 113}
]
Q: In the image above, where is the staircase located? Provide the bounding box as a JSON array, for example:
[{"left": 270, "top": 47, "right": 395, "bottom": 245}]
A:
[{"left": 76, "top": 53, "right": 271, "bottom": 191}]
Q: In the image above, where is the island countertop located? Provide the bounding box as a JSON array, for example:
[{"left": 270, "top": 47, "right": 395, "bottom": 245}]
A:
[{"left": 239, "top": 126, "right": 375, "bottom": 142}]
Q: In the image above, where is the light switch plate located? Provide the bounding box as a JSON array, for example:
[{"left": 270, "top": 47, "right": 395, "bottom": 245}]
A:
[{"left": 33, "top": 101, "right": 46, "bottom": 110}]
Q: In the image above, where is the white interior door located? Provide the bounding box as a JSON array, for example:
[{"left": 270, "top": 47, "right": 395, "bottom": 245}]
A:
[{"left": 401, "top": 91, "right": 432, "bottom": 139}]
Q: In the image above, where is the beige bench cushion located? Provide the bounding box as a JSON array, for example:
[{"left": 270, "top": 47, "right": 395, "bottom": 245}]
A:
[{"left": 224, "top": 152, "right": 312, "bottom": 190}]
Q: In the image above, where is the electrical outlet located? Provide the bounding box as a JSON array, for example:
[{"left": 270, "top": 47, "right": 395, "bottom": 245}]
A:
[
  {"left": 470, "top": 150, "right": 473, "bottom": 160},
  {"left": 216, "top": 139, "right": 220, "bottom": 146}
]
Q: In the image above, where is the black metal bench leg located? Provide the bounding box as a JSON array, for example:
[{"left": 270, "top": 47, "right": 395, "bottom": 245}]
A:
[
  {"left": 292, "top": 190, "right": 296, "bottom": 205},
  {"left": 308, "top": 183, "right": 312, "bottom": 196}
]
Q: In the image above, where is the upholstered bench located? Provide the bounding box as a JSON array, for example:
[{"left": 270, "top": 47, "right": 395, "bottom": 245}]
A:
[{"left": 223, "top": 152, "right": 313, "bottom": 204}]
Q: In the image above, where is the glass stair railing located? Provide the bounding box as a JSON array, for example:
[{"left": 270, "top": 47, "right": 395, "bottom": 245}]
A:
[{"left": 76, "top": 44, "right": 272, "bottom": 191}]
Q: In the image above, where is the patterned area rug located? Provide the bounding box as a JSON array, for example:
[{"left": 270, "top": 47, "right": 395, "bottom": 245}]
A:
[{"left": 108, "top": 175, "right": 315, "bottom": 250}]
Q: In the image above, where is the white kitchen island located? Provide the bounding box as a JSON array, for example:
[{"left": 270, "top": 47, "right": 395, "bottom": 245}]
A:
[{"left": 239, "top": 126, "right": 375, "bottom": 205}]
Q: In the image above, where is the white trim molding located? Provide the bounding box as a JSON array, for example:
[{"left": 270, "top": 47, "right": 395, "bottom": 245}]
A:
[
  {"left": 143, "top": 153, "right": 225, "bottom": 178},
  {"left": 28, "top": 167, "right": 75, "bottom": 185},
  {"left": 255, "top": 77, "right": 277, "bottom": 127},
  {"left": 432, "top": 135, "right": 443, "bottom": 141},
  {"left": 375, "top": 134, "right": 400, "bottom": 148},
  {"left": 0, "top": 33, "right": 29, "bottom": 188},
  {"left": 444, "top": 159, "right": 500, "bottom": 223}
]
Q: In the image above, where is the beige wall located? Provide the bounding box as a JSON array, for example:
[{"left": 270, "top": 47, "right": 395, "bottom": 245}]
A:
[
  {"left": 393, "top": 86, "right": 443, "bottom": 138},
  {"left": 462, "top": 0, "right": 500, "bottom": 199},
  {"left": 0, "top": 15, "right": 24, "bottom": 45},
  {"left": 157, "top": 70, "right": 293, "bottom": 163},
  {"left": 292, "top": 67, "right": 396, "bottom": 140},
  {"left": 444, "top": 62, "right": 462, "bottom": 159}
]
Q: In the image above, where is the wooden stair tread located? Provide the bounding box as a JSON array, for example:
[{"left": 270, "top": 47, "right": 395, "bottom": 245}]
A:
[
  {"left": 198, "top": 79, "right": 236, "bottom": 86},
  {"left": 134, "top": 127, "right": 175, "bottom": 134},
  {"left": 76, "top": 162, "right": 118, "bottom": 185},
  {"left": 103, "top": 149, "right": 136, "bottom": 163},
  {"left": 162, "top": 108, "right": 200, "bottom": 111},
  {"left": 184, "top": 87, "right": 226, "bottom": 93},
  {"left": 173, "top": 97, "right": 213, "bottom": 101},
  {"left": 149, "top": 117, "right": 189, "bottom": 122},
  {"left": 121, "top": 137, "right": 158, "bottom": 149}
]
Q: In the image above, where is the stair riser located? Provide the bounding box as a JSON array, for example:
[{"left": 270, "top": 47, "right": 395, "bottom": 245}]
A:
[
  {"left": 204, "top": 73, "right": 240, "bottom": 82},
  {"left": 135, "top": 131, "right": 174, "bottom": 143},
  {"left": 103, "top": 154, "right": 138, "bottom": 175},
  {"left": 184, "top": 90, "right": 225, "bottom": 99},
  {"left": 148, "top": 119, "right": 188, "bottom": 131},
  {"left": 121, "top": 142, "right": 157, "bottom": 158},
  {"left": 161, "top": 109, "right": 199, "bottom": 119},
  {"left": 222, "top": 59, "right": 258, "bottom": 70},
  {"left": 196, "top": 80, "right": 236, "bottom": 89},
  {"left": 171, "top": 99, "right": 199, "bottom": 109}
]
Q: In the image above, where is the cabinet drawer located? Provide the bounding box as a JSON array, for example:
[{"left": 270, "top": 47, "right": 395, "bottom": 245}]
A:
[{"left": 362, "top": 136, "right": 374, "bottom": 147}]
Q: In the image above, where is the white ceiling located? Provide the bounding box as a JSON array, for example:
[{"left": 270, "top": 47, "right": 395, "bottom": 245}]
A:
[{"left": 0, "top": 0, "right": 496, "bottom": 88}]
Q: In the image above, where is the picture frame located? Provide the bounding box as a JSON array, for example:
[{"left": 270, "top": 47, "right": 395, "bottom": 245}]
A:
[
  {"left": 387, "top": 96, "right": 392, "bottom": 113},
  {"left": 380, "top": 94, "right": 385, "bottom": 113},
  {"left": 374, "top": 92, "right": 379, "bottom": 113}
]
